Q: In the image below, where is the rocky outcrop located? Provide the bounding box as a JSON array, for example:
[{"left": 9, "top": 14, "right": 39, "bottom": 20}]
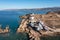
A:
[
  {"left": 0, "top": 25, "right": 10, "bottom": 33},
  {"left": 17, "top": 12, "right": 60, "bottom": 40}
]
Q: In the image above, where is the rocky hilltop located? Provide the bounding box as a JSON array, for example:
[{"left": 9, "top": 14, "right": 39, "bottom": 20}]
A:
[{"left": 17, "top": 12, "right": 60, "bottom": 40}]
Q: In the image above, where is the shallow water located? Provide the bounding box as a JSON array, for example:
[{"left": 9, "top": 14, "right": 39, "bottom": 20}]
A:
[{"left": 0, "top": 33, "right": 28, "bottom": 40}]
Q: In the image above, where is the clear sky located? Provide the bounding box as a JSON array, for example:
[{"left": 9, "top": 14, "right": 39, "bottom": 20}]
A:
[{"left": 0, "top": 0, "right": 60, "bottom": 9}]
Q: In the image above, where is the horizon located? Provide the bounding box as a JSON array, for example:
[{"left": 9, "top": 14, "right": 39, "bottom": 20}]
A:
[{"left": 0, "top": 0, "right": 60, "bottom": 10}]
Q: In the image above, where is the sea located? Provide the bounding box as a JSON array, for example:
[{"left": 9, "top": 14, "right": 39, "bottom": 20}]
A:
[{"left": 0, "top": 9, "right": 60, "bottom": 40}]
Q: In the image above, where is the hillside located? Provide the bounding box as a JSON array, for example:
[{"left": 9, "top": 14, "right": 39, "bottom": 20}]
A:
[{"left": 0, "top": 7, "right": 60, "bottom": 15}]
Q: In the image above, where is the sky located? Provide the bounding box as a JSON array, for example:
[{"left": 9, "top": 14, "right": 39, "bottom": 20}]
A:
[{"left": 0, "top": 0, "right": 60, "bottom": 10}]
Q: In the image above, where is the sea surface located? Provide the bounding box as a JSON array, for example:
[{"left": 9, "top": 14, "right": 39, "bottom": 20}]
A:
[
  {"left": 0, "top": 9, "right": 60, "bottom": 40},
  {"left": 0, "top": 9, "right": 49, "bottom": 32}
]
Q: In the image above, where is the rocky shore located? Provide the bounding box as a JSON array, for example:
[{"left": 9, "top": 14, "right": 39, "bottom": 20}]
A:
[
  {"left": 17, "top": 12, "right": 60, "bottom": 40},
  {"left": 0, "top": 11, "right": 60, "bottom": 40},
  {"left": 0, "top": 25, "right": 9, "bottom": 34}
]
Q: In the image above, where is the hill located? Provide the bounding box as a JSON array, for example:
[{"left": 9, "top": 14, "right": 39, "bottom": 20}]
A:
[{"left": 0, "top": 7, "right": 60, "bottom": 15}]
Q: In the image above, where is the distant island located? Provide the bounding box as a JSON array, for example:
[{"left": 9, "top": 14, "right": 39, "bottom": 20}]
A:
[{"left": 0, "top": 7, "right": 60, "bottom": 15}]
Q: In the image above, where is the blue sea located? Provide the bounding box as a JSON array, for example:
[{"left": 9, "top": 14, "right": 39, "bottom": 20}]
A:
[
  {"left": 0, "top": 9, "right": 49, "bottom": 32},
  {"left": 0, "top": 9, "right": 60, "bottom": 40}
]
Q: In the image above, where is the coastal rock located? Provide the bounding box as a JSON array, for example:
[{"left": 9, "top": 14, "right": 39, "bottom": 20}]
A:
[
  {"left": 17, "top": 12, "right": 60, "bottom": 40},
  {"left": 0, "top": 25, "right": 10, "bottom": 34},
  {"left": 3, "top": 26, "right": 9, "bottom": 33}
]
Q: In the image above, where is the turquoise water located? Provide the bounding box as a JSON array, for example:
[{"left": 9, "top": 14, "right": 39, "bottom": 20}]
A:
[{"left": 0, "top": 9, "right": 60, "bottom": 40}]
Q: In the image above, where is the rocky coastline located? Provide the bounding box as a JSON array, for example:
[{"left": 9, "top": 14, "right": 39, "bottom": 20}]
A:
[
  {"left": 17, "top": 12, "right": 60, "bottom": 40},
  {"left": 0, "top": 11, "right": 60, "bottom": 40}
]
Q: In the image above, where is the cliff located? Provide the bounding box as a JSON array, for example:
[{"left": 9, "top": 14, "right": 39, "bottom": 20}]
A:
[{"left": 17, "top": 12, "right": 60, "bottom": 40}]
